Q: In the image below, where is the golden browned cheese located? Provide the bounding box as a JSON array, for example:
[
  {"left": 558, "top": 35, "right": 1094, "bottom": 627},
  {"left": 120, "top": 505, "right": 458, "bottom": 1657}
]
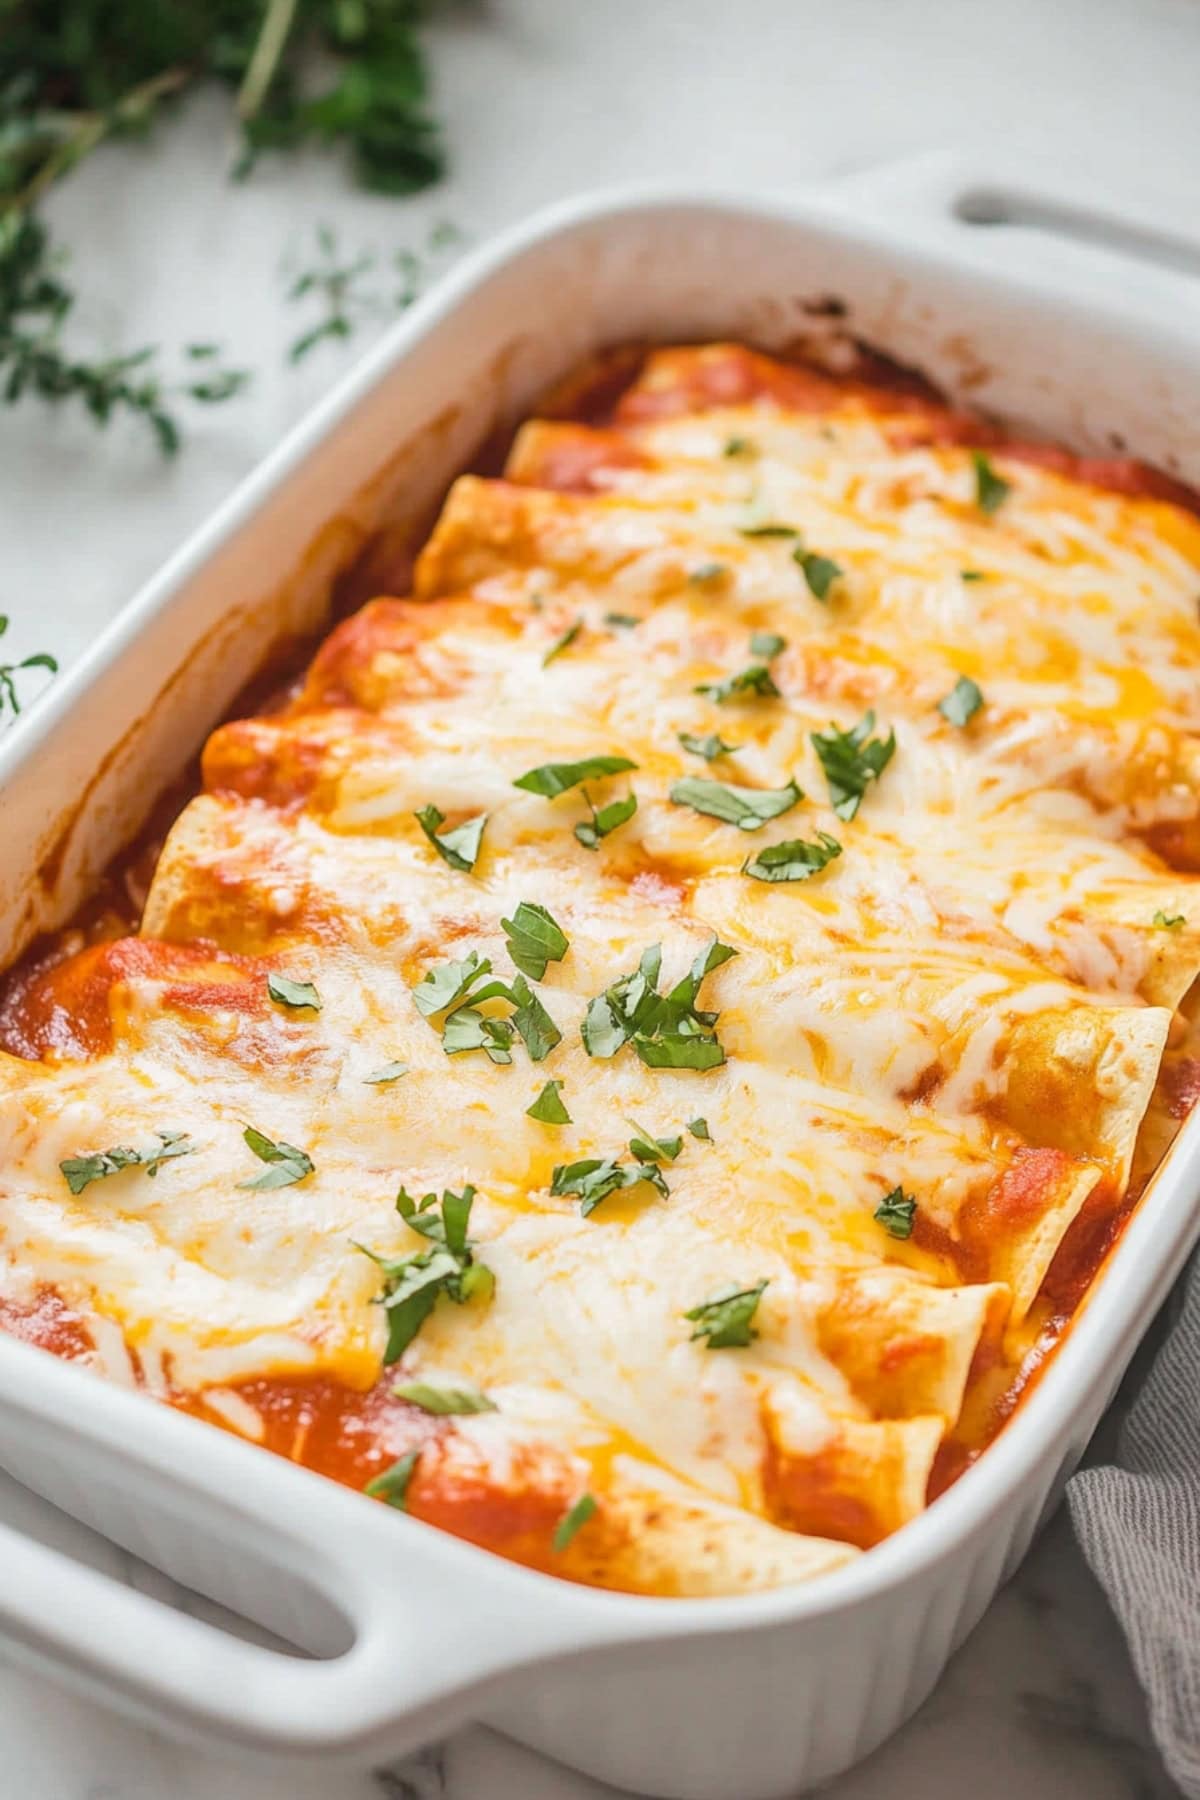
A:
[{"left": 2, "top": 341, "right": 1199, "bottom": 1595}]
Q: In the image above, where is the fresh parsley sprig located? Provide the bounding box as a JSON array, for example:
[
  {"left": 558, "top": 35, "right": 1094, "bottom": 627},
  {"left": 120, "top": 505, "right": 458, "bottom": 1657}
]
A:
[{"left": 0, "top": 613, "right": 57, "bottom": 723}]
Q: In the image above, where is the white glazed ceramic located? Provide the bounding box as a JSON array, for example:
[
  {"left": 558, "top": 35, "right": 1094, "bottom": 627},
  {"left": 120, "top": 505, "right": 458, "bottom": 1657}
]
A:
[{"left": 0, "top": 158, "right": 1198, "bottom": 1800}]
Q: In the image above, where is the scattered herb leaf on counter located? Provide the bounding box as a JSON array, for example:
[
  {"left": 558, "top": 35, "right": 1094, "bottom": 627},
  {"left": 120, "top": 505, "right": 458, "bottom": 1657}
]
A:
[
  {"left": 238, "top": 1125, "right": 314, "bottom": 1190},
  {"left": 972, "top": 451, "right": 1011, "bottom": 515},
  {"left": 267, "top": 972, "right": 322, "bottom": 1010},
  {"left": 552, "top": 1492, "right": 597, "bottom": 1553},
  {"left": 874, "top": 1186, "right": 918, "bottom": 1239},
  {"left": 742, "top": 830, "right": 842, "bottom": 883},
  {"left": 810, "top": 711, "right": 896, "bottom": 820},
  {"left": 527, "top": 1078, "right": 571, "bottom": 1125},
  {"left": 364, "top": 1448, "right": 421, "bottom": 1509},
  {"left": 414, "top": 804, "right": 488, "bottom": 873},
  {"left": 937, "top": 675, "right": 985, "bottom": 728},
  {"left": 684, "top": 1279, "right": 768, "bottom": 1349},
  {"left": 60, "top": 1130, "right": 196, "bottom": 1195},
  {"left": 0, "top": 614, "right": 58, "bottom": 722}
]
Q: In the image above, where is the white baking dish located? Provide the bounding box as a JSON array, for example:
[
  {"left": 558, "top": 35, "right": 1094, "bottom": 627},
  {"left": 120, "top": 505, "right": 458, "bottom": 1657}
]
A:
[{"left": 0, "top": 156, "right": 1198, "bottom": 1800}]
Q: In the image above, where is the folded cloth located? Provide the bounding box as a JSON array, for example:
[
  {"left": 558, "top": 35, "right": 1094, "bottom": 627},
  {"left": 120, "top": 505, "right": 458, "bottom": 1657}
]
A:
[{"left": 1068, "top": 1250, "right": 1200, "bottom": 1799}]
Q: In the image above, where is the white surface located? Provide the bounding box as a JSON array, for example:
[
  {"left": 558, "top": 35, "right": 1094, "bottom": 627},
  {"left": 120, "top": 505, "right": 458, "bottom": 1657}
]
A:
[{"left": 1, "top": 0, "right": 1198, "bottom": 1794}]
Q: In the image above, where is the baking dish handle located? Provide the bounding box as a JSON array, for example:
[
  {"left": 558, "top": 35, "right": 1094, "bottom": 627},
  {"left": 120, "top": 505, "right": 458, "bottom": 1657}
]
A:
[
  {"left": 0, "top": 1499, "right": 594, "bottom": 1762},
  {"left": 826, "top": 150, "right": 1200, "bottom": 303}
]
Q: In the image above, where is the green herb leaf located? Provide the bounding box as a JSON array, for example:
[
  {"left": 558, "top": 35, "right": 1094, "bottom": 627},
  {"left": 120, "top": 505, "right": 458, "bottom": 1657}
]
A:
[
  {"left": 363, "top": 1061, "right": 409, "bottom": 1085},
  {"left": 634, "top": 1031, "right": 726, "bottom": 1070},
  {"left": 937, "top": 675, "right": 984, "bottom": 728},
  {"left": 514, "top": 755, "right": 637, "bottom": 798},
  {"left": 678, "top": 730, "right": 740, "bottom": 760},
  {"left": 411, "top": 950, "right": 496, "bottom": 1018},
  {"left": 364, "top": 1448, "right": 421, "bottom": 1509},
  {"left": 551, "top": 1155, "right": 669, "bottom": 1217},
  {"left": 810, "top": 711, "right": 896, "bottom": 820},
  {"left": 723, "top": 436, "right": 755, "bottom": 457},
  {"left": 266, "top": 973, "right": 322, "bottom": 1011},
  {"left": 238, "top": 1126, "right": 314, "bottom": 1190},
  {"left": 501, "top": 902, "right": 570, "bottom": 980},
  {"left": 604, "top": 612, "right": 640, "bottom": 629},
  {"left": 626, "top": 1120, "right": 683, "bottom": 1163},
  {"left": 684, "top": 1279, "right": 768, "bottom": 1349},
  {"left": 793, "top": 546, "right": 842, "bottom": 601},
  {"left": 669, "top": 774, "right": 802, "bottom": 832},
  {"left": 393, "top": 1382, "right": 496, "bottom": 1415},
  {"left": 359, "top": 1186, "right": 493, "bottom": 1363},
  {"left": 60, "top": 1129, "right": 195, "bottom": 1196},
  {"left": 961, "top": 569, "right": 985, "bottom": 582},
  {"left": 543, "top": 617, "right": 583, "bottom": 666},
  {"left": 527, "top": 1079, "right": 571, "bottom": 1125},
  {"left": 874, "top": 1186, "right": 917, "bottom": 1239},
  {"left": 694, "top": 663, "right": 781, "bottom": 705},
  {"left": 414, "top": 805, "right": 488, "bottom": 873},
  {"left": 506, "top": 973, "right": 561, "bottom": 1062},
  {"left": 738, "top": 522, "right": 799, "bottom": 539},
  {"left": 742, "top": 830, "right": 843, "bottom": 883},
  {"left": 749, "top": 630, "right": 787, "bottom": 660},
  {"left": 1153, "top": 910, "right": 1186, "bottom": 929},
  {"left": 686, "top": 1117, "right": 711, "bottom": 1141},
  {"left": 581, "top": 945, "right": 664, "bottom": 1058},
  {"left": 972, "top": 451, "right": 1011, "bottom": 515},
  {"left": 441, "top": 1008, "right": 515, "bottom": 1064},
  {"left": 688, "top": 562, "right": 729, "bottom": 586},
  {"left": 553, "top": 1491, "right": 598, "bottom": 1552},
  {"left": 575, "top": 790, "right": 637, "bottom": 850}
]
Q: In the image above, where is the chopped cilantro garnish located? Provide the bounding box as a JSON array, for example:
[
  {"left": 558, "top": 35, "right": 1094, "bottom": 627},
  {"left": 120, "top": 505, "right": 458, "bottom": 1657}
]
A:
[
  {"left": 604, "top": 611, "right": 640, "bottom": 629},
  {"left": 694, "top": 662, "right": 780, "bottom": 704},
  {"left": 514, "top": 754, "right": 637, "bottom": 798},
  {"left": 543, "top": 616, "right": 583, "bottom": 667},
  {"left": 575, "top": 789, "right": 637, "bottom": 850},
  {"left": 238, "top": 1125, "right": 314, "bottom": 1191},
  {"left": 552, "top": 1491, "right": 597, "bottom": 1552},
  {"left": 684, "top": 1279, "right": 768, "bottom": 1349},
  {"left": 266, "top": 972, "right": 322, "bottom": 1011},
  {"left": 363, "top": 1061, "right": 409, "bottom": 1085},
  {"left": 686, "top": 1117, "right": 711, "bottom": 1141},
  {"left": 961, "top": 568, "right": 985, "bottom": 582},
  {"left": 723, "top": 436, "right": 755, "bottom": 457},
  {"left": 749, "top": 630, "right": 787, "bottom": 659},
  {"left": 688, "top": 562, "right": 729, "bottom": 586},
  {"left": 793, "top": 545, "right": 842, "bottom": 601},
  {"left": 412, "top": 952, "right": 559, "bottom": 1064},
  {"left": 874, "top": 1186, "right": 917, "bottom": 1239},
  {"left": 411, "top": 950, "right": 504, "bottom": 1019},
  {"left": 742, "top": 830, "right": 842, "bottom": 882},
  {"left": 551, "top": 1154, "right": 669, "bottom": 1217},
  {"left": 501, "top": 901, "right": 570, "bottom": 980},
  {"left": 364, "top": 1448, "right": 421, "bottom": 1509},
  {"left": 527, "top": 1078, "right": 571, "bottom": 1124},
  {"left": 810, "top": 711, "right": 896, "bottom": 820},
  {"left": 971, "top": 451, "right": 1011, "bottom": 515},
  {"left": 738, "top": 522, "right": 798, "bottom": 539},
  {"left": 678, "top": 730, "right": 740, "bottom": 761},
  {"left": 414, "top": 805, "right": 488, "bottom": 873},
  {"left": 357, "top": 1184, "right": 494, "bottom": 1363},
  {"left": 393, "top": 1382, "right": 496, "bottom": 1415},
  {"left": 1154, "top": 909, "right": 1186, "bottom": 929},
  {"left": 441, "top": 1007, "right": 515, "bottom": 1063},
  {"left": 581, "top": 938, "right": 735, "bottom": 1069},
  {"left": 506, "top": 974, "right": 562, "bottom": 1061},
  {"left": 626, "top": 1119, "right": 683, "bottom": 1163},
  {"left": 937, "top": 675, "right": 984, "bottom": 727},
  {"left": 60, "top": 1129, "right": 195, "bottom": 1196},
  {"left": 669, "top": 774, "right": 802, "bottom": 832}
]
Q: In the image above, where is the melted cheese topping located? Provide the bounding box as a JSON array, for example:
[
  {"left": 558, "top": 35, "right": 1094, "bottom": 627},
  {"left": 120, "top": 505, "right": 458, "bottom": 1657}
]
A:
[{"left": 2, "top": 341, "right": 1198, "bottom": 1596}]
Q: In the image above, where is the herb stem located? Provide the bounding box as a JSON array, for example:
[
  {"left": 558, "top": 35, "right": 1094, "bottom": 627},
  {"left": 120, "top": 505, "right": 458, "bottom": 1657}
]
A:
[
  {"left": 10, "top": 67, "right": 192, "bottom": 214},
  {"left": 236, "top": 0, "right": 301, "bottom": 124}
]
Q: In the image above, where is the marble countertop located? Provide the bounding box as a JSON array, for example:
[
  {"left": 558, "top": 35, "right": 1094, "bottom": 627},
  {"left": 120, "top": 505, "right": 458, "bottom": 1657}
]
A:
[{"left": 2, "top": 0, "right": 1197, "bottom": 1793}]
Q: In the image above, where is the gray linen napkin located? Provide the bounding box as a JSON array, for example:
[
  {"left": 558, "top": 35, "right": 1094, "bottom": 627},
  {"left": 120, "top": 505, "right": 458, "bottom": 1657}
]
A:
[{"left": 1068, "top": 1250, "right": 1200, "bottom": 1798}]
